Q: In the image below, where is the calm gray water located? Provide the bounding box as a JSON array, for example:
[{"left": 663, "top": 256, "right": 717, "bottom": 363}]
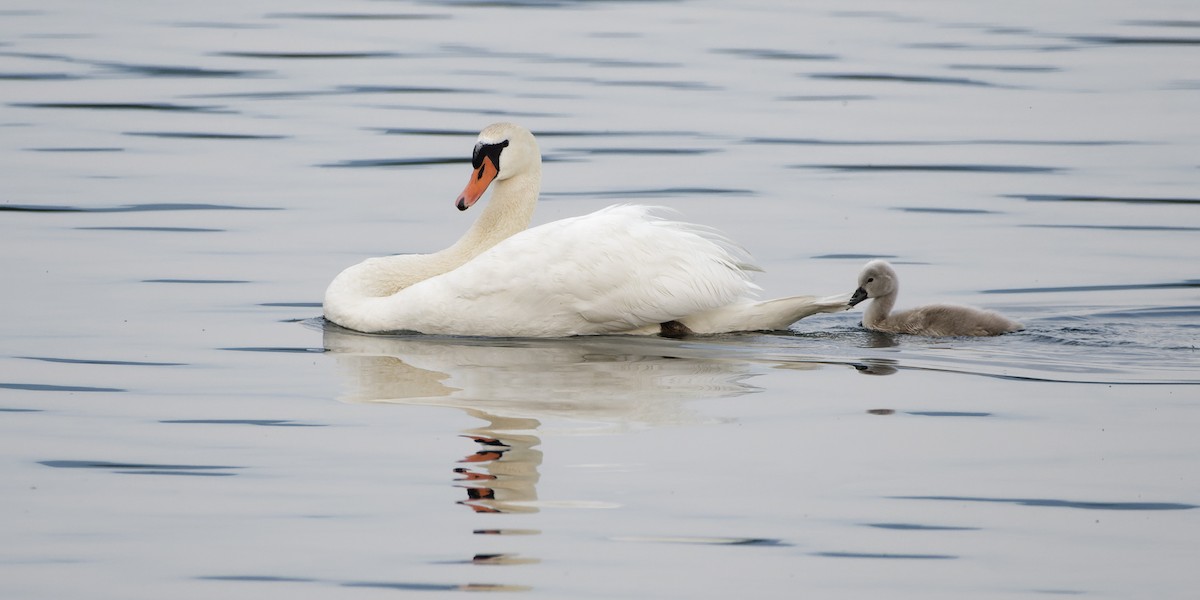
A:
[{"left": 2, "top": 1, "right": 1198, "bottom": 598}]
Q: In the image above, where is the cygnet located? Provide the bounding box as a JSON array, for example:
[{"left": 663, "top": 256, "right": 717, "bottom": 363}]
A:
[{"left": 849, "top": 260, "right": 1024, "bottom": 337}]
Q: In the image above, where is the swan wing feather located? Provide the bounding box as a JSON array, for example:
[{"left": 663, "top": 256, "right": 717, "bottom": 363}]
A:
[{"left": 399, "top": 205, "right": 760, "bottom": 336}]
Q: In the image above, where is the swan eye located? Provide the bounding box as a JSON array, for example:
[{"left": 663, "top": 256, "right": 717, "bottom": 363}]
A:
[
  {"left": 866, "top": 277, "right": 874, "bottom": 283},
  {"left": 472, "top": 140, "right": 510, "bottom": 170}
]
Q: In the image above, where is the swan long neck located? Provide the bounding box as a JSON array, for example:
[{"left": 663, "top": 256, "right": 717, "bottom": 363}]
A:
[
  {"left": 863, "top": 288, "right": 897, "bottom": 328},
  {"left": 443, "top": 162, "right": 541, "bottom": 264},
  {"left": 325, "top": 158, "right": 541, "bottom": 306}
]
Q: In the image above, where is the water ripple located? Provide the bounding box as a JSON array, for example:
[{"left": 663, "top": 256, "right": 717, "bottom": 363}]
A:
[
  {"left": 1024, "top": 224, "right": 1200, "bottom": 232},
  {"left": 810, "top": 72, "right": 995, "bottom": 87},
  {"left": 813, "top": 551, "right": 957, "bottom": 560},
  {"left": 895, "top": 496, "right": 1198, "bottom": 511},
  {"left": 797, "top": 164, "right": 1060, "bottom": 174},
  {"left": 982, "top": 281, "right": 1200, "bottom": 294},
  {"left": 265, "top": 12, "right": 450, "bottom": 21},
  {"left": 320, "top": 156, "right": 464, "bottom": 168},
  {"left": 1, "top": 203, "right": 278, "bottom": 213},
  {"left": 124, "top": 131, "right": 287, "bottom": 140},
  {"left": 18, "top": 356, "right": 184, "bottom": 367},
  {"left": 750, "top": 137, "right": 1129, "bottom": 147},
  {"left": 161, "top": 419, "right": 325, "bottom": 427},
  {"left": 40, "top": 460, "right": 242, "bottom": 476},
  {"left": 1008, "top": 193, "right": 1200, "bottom": 205},
  {"left": 1, "top": 383, "right": 124, "bottom": 392},
  {"left": 10, "top": 101, "right": 225, "bottom": 113},
  {"left": 542, "top": 187, "right": 754, "bottom": 199},
  {"left": 714, "top": 48, "right": 839, "bottom": 61},
  {"left": 1070, "top": 35, "right": 1200, "bottom": 46},
  {"left": 214, "top": 51, "right": 400, "bottom": 60}
]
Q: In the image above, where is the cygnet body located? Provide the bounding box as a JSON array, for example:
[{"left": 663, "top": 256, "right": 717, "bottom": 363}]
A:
[{"left": 849, "top": 260, "right": 1023, "bottom": 337}]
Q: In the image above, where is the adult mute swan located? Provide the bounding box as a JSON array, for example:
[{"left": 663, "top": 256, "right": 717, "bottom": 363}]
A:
[
  {"left": 324, "top": 122, "right": 849, "bottom": 337},
  {"left": 849, "top": 260, "right": 1024, "bottom": 337}
]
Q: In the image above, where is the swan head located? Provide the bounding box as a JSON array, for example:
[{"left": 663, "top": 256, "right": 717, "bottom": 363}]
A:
[
  {"left": 456, "top": 122, "right": 541, "bottom": 211},
  {"left": 849, "top": 259, "right": 898, "bottom": 306}
]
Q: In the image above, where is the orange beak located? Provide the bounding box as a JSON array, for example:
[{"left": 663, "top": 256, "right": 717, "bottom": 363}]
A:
[{"left": 456, "top": 156, "right": 499, "bottom": 211}]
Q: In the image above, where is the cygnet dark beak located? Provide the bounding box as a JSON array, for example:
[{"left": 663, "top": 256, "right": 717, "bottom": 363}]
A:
[{"left": 849, "top": 287, "right": 869, "bottom": 307}]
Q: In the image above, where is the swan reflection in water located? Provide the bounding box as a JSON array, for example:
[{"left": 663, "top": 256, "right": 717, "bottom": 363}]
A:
[
  {"left": 320, "top": 324, "right": 879, "bottom": 575},
  {"left": 322, "top": 324, "right": 771, "bottom": 432},
  {"left": 323, "top": 323, "right": 777, "bottom": 516}
]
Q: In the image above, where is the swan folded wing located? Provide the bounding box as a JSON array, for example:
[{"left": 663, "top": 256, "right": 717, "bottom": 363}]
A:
[
  {"left": 575, "top": 220, "right": 761, "bottom": 332},
  {"left": 888, "top": 304, "right": 1022, "bottom": 337},
  {"left": 414, "top": 205, "right": 761, "bottom": 336}
]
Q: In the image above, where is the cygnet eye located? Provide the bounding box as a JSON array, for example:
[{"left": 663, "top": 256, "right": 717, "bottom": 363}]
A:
[{"left": 866, "top": 277, "right": 874, "bottom": 283}]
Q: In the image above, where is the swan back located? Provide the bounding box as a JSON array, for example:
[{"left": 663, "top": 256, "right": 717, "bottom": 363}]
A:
[{"left": 364, "top": 206, "right": 762, "bottom": 336}]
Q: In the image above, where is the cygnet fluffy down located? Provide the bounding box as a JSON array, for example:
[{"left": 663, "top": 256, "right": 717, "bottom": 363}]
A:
[{"left": 849, "top": 260, "right": 1023, "bottom": 337}]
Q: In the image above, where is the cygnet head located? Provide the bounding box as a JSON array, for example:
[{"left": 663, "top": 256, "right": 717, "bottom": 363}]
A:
[
  {"left": 456, "top": 123, "right": 541, "bottom": 211},
  {"left": 849, "top": 259, "right": 898, "bottom": 307}
]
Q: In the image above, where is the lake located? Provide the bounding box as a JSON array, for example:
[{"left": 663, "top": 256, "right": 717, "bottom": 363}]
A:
[{"left": 2, "top": 0, "right": 1198, "bottom": 598}]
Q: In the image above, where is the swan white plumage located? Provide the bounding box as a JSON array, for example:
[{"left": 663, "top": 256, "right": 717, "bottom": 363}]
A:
[
  {"left": 849, "top": 260, "right": 1024, "bottom": 337},
  {"left": 324, "top": 122, "right": 849, "bottom": 337}
]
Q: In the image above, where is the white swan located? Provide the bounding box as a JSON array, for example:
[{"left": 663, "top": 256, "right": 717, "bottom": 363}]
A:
[
  {"left": 324, "top": 122, "right": 849, "bottom": 337},
  {"left": 848, "top": 260, "right": 1024, "bottom": 337}
]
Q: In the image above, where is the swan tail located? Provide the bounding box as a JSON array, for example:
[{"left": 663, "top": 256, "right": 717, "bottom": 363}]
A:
[{"left": 678, "top": 292, "right": 851, "bottom": 334}]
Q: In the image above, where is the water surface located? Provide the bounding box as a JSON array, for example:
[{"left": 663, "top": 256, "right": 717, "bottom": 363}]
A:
[{"left": 2, "top": 1, "right": 1198, "bottom": 599}]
